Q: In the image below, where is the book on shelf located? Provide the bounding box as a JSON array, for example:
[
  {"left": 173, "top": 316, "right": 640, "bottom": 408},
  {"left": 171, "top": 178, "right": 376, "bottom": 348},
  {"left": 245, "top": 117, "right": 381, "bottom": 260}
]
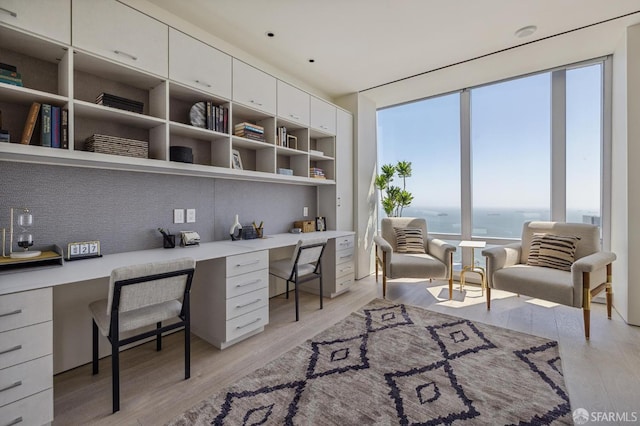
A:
[
  {"left": 40, "top": 104, "right": 52, "bottom": 147},
  {"left": 222, "top": 107, "right": 229, "bottom": 134},
  {"left": 206, "top": 101, "right": 212, "bottom": 130},
  {"left": 20, "top": 102, "right": 41, "bottom": 145},
  {"left": 0, "top": 75, "right": 23, "bottom": 87},
  {"left": 61, "top": 108, "right": 68, "bottom": 149},
  {"left": 0, "top": 63, "right": 17, "bottom": 72},
  {"left": 51, "top": 106, "right": 61, "bottom": 148},
  {"left": 235, "top": 132, "right": 265, "bottom": 142},
  {"left": 235, "top": 122, "right": 264, "bottom": 133},
  {"left": 277, "top": 168, "right": 294, "bottom": 175},
  {"left": 96, "top": 93, "right": 144, "bottom": 114}
]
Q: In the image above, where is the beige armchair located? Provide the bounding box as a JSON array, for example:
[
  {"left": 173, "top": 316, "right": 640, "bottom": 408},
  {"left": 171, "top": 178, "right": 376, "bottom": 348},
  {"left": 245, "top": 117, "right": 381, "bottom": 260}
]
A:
[
  {"left": 374, "top": 217, "right": 456, "bottom": 299},
  {"left": 482, "top": 221, "right": 616, "bottom": 340}
]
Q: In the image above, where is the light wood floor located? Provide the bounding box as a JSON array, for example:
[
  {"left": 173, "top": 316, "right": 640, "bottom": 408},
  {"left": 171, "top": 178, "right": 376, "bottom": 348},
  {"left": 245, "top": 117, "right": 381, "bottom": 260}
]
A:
[{"left": 53, "top": 275, "right": 640, "bottom": 425}]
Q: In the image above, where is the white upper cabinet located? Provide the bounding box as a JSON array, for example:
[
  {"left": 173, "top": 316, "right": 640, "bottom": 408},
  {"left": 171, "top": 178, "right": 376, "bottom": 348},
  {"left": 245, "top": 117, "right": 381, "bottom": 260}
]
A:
[
  {"left": 310, "top": 96, "right": 336, "bottom": 135},
  {"left": 232, "top": 59, "right": 276, "bottom": 115},
  {"left": 169, "top": 28, "right": 231, "bottom": 99},
  {"left": 0, "top": 0, "right": 70, "bottom": 44},
  {"left": 72, "top": 0, "right": 168, "bottom": 77},
  {"left": 277, "top": 80, "right": 309, "bottom": 126}
]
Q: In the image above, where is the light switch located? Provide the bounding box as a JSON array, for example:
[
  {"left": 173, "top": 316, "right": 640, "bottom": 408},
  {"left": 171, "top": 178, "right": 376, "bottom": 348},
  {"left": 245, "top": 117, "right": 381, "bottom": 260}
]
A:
[
  {"left": 186, "top": 209, "right": 196, "bottom": 223},
  {"left": 303, "top": 206, "right": 308, "bottom": 217},
  {"left": 173, "top": 209, "right": 184, "bottom": 224}
]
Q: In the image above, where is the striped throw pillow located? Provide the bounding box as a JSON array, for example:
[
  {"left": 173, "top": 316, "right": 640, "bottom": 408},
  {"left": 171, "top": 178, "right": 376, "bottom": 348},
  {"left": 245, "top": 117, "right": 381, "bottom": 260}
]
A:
[
  {"left": 527, "top": 233, "right": 579, "bottom": 271},
  {"left": 394, "top": 227, "right": 426, "bottom": 254},
  {"left": 526, "top": 233, "right": 546, "bottom": 266}
]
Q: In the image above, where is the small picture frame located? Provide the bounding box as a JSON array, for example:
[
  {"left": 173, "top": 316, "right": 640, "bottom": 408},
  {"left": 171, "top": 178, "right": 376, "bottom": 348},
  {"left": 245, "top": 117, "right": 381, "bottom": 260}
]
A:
[
  {"left": 232, "top": 149, "right": 243, "bottom": 170},
  {"left": 315, "top": 216, "right": 326, "bottom": 232}
]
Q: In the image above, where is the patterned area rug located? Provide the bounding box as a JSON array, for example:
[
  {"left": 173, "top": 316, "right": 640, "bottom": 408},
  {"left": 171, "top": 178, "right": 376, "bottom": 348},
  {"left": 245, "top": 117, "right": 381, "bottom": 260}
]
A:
[{"left": 168, "top": 299, "right": 572, "bottom": 425}]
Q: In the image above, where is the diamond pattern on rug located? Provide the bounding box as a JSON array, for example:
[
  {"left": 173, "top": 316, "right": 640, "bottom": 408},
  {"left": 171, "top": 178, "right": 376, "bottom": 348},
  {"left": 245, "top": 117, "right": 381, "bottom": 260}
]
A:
[
  {"left": 212, "top": 381, "right": 305, "bottom": 426},
  {"left": 385, "top": 359, "right": 479, "bottom": 425},
  {"left": 513, "top": 342, "right": 571, "bottom": 425},
  {"left": 365, "top": 303, "right": 413, "bottom": 333},
  {"left": 427, "top": 319, "right": 496, "bottom": 360},
  {"left": 306, "top": 333, "right": 369, "bottom": 379}
]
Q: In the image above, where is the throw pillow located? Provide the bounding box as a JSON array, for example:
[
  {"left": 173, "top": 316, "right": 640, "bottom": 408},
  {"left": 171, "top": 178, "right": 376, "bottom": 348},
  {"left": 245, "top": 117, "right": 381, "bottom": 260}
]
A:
[
  {"left": 394, "top": 227, "right": 426, "bottom": 254},
  {"left": 527, "top": 233, "right": 579, "bottom": 271}
]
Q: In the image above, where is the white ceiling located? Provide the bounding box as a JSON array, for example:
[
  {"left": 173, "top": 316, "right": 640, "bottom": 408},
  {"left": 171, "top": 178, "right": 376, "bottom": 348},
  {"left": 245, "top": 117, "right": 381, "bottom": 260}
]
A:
[{"left": 145, "top": 0, "right": 640, "bottom": 101}]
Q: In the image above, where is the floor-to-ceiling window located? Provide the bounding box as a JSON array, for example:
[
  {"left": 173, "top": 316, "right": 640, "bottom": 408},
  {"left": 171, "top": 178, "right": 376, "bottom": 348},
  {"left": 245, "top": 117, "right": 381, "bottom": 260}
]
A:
[{"left": 377, "top": 58, "right": 608, "bottom": 257}]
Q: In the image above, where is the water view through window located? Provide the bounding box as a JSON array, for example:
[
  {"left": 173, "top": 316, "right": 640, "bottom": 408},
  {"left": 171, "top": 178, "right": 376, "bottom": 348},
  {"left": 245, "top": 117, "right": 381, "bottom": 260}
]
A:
[{"left": 377, "top": 62, "right": 603, "bottom": 241}]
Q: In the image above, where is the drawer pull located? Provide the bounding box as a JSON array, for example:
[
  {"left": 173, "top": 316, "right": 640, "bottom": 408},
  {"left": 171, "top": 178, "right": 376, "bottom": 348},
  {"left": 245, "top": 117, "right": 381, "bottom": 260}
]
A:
[
  {"left": 5, "top": 417, "right": 22, "bottom": 426},
  {"left": 250, "top": 99, "right": 263, "bottom": 107},
  {"left": 235, "top": 260, "right": 260, "bottom": 267},
  {"left": 236, "top": 299, "right": 262, "bottom": 309},
  {"left": 289, "top": 114, "right": 300, "bottom": 120},
  {"left": 236, "top": 279, "right": 262, "bottom": 288},
  {"left": 339, "top": 279, "right": 351, "bottom": 286},
  {"left": 114, "top": 50, "right": 138, "bottom": 61},
  {"left": 0, "top": 345, "right": 22, "bottom": 356},
  {"left": 195, "top": 79, "right": 212, "bottom": 88},
  {"left": 339, "top": 254, "right": 353, "bottom": 260},
  {"left": 339, "top": 267, "right": 352, "bottom": 273},
  {"left": 236, "top": 317, "right": 261, "bottom": 329},
  {"left": 0, "top": 7, "right": 17, "bottom": 18},
  {"left": 0, "top": 309, "right": 22, "bottom": 318},
  {"left": 0, "top": 381, "right": 22, "bottom": 393},
  {"left": 339, "top": 240, "right": 351, "bottom": 246},
  {"left": 320, "top": 125, "right": 328, "bottom": 130}
]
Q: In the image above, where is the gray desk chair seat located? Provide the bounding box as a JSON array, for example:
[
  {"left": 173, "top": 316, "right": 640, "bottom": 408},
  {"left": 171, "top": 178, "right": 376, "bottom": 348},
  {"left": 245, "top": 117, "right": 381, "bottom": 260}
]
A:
[
  {"left": 89, "top": 257, "right": 196, "bottom": 413},
  {"left": 269, "top": 237, "right": 327, "bottom": 321}
]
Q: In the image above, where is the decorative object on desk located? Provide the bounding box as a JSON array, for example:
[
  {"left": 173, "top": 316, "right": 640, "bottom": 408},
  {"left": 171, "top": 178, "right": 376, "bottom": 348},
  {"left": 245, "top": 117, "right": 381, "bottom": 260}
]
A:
[
  {"left": 293, "top": 220, "right": 315, "bottom": 233},
  {"left": 180, "top": 231, "right": 200, "bottom": 246},
  {"left": 315, "top": 216, "right": 326, "bottom": 232},
  {"left": 9, "top": 208, "right": 41, "bottom": 258},
  {"left": 158, "top": 228, "right": 176, "bottom": 249},
  {"left": 231, "top": 149, "right": 243, "bottom": 170},
  {"left": 0, "top": 244, "right": 63, "bottom": 271},
  {"left": 96, "top": 92, "right": 144, "bottom": 114},
  {"left": 230, "top": 214, "right": 242, "bottom": 241},
  {"left": 189, "top": 101, "right": 207, "bottom": 128},
  {"left": 170, "top": 146, "right": 194, "bottom": 163},
  {"left": 84, "top": 134, "right": 149, "bottom": 159},
  {"left": 290, "top": 227, "right": 302, "bottom": 234},
  {"left": 241, "top": 225, "right": 258, "bottom": 240},
  {"left": 168, "top": 299, "right": 572, "bottom": 425},
  {"left": 253, "top": 221, "right": 264, "bottom": 238},
  {"left": 67, "top": 240, "right": 101, "bottom": 261}
]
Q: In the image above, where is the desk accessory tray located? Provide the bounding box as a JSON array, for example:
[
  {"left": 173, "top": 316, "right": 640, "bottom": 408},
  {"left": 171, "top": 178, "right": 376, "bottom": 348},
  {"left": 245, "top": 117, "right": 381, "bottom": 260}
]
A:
[{"left": 0, "top": 245, "right": 64, "bottom": 272}]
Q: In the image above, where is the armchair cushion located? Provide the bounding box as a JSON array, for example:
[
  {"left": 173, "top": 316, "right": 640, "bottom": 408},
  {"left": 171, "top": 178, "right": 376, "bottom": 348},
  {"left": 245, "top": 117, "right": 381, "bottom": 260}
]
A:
[
  {"left": 394, "top": 227, "right": 426, "bottom": 254},
  {"left": 492, "top": 264, "right": 575, "bottom": 306},
  {"left": 527, "top": 233, "right": 580, "bottom": 271}
]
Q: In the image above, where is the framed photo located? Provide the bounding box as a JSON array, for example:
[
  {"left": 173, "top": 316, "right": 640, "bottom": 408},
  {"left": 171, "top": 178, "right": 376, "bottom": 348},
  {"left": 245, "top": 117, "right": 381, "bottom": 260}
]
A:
[
  {"left": 315, "top": 216, "right": 326, "bottom": 232},
  {"left": 232, "top": 149, "right": 243, "bottom": 170}
]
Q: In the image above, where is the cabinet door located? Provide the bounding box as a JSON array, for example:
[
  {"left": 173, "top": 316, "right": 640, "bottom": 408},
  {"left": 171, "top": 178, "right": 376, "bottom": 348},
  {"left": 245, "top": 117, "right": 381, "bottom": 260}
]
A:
[
  {"left": 277, "top": 80, "right": 309, "bottom": 126},
  {"left": 169, "top": 28, "right": 231, "bottom": 99},
  {"left": 336, "top": 109, "right": 353, "bottom": 231},
  {"left": 310, "top": 96, "right": 336, "bottom": 135},
  {"left": 72, "top": 0, "right": 168, "bottom": 77},
  {"left": 0, "top": 0, "right": 70, "bottom": 44},
  {"left": 232, "top": 59, "right": 276, "bottom": 115}
]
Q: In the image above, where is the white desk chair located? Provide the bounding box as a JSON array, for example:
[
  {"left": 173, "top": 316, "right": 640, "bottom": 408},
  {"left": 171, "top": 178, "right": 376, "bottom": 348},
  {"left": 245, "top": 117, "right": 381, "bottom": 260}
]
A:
[
  {"left": 89, "top": 257, "right": 196, "bottom": 413},
  {"left": 269, "top": 237, "right": 327, "bottom": 321}
]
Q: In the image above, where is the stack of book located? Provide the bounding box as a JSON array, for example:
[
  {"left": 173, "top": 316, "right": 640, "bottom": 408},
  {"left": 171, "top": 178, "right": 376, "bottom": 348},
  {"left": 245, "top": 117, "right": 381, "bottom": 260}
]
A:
[
  {"left": 309, "top": 167, "right": 326, "bottom": 179},
  {"left": 19, "top": 102, "right": 68, "bottom": 148},
  {"left": 277, "top": 168, "right": 294, "bottom": 176},
  {"left": 0, "top": 63, "right": 23, "bottom": 87},
  {"left": 234, "top": 122, "right": 265, "bottom": 142},
  {"left": 84, "top": 134, "right": 148, "bottom": 159},
  {"left": 277, "top": 126, "right": 288, "bottom": 146},
  {"left": 96, "top": 93, "right": 144, "bottom": 114}
]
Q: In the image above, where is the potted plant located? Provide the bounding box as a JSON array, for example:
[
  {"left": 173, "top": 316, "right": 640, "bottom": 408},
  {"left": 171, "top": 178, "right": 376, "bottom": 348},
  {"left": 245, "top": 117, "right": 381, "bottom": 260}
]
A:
[{"left": 375, "top": 160, "right": 414, "bottom": 217}]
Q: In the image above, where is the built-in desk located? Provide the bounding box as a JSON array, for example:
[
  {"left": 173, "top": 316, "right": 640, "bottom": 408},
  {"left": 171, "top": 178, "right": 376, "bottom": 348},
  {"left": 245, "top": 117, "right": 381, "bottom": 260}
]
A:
[{"left": 0, "top": 230, "right": 354, "bottom": 424}]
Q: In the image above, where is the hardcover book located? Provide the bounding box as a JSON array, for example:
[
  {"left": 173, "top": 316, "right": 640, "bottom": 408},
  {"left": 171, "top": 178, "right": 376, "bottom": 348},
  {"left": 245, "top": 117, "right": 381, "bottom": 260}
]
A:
[
  {"left": 40, "top": 104, "right": 52, "bottom": 147},
  {"left": 20, "top": 102, "right": 41, "bottom": 145}
]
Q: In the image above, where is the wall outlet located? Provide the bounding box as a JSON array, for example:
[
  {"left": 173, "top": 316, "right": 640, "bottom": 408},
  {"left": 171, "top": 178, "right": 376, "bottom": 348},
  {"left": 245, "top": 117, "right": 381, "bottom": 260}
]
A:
[
  {"left": 303, "top": 206, "right": 308, "bottom": 217},
  {"left": 173, "top": 209, "right": 185, "bottom": 224},
  {"left": 186, "top": 208, "right": 196, "bottom": 223}
]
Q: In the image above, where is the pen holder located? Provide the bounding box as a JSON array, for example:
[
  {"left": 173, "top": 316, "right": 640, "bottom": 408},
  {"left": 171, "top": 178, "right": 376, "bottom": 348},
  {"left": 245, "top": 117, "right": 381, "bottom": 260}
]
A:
[
  {"left": 163, "top": 234, "right": 176, "bottom": 249},
  {"left": 256, "top": 227, "right": 264, "bottom": 238}
]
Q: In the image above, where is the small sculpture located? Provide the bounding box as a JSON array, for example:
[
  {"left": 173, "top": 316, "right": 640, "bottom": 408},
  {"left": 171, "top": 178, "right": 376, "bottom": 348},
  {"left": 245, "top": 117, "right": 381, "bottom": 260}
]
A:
[{"left": 230, "top": 214, "right": 242, "bottom": 241}]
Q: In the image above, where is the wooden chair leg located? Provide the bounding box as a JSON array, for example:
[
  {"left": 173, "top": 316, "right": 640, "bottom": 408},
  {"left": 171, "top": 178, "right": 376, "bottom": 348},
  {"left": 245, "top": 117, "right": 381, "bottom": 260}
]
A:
[
  {"left": 606, "top": 283, "right": 613, "bottom": 319},
  {"left": 375, "top": 252, "right": 379, "bottom": 283},
  {"left": 486, "top": 287, "right": 491, "bottom": 311},
  {"left": 448, "top": 252, "right": 454, "bottom": 300},
  {"left": 92, "top": 320, "right": 99, "bottom": 375},
  {"left": 286, "top": 280, "right": 289, "bottom": 299},
  {"left": 382, "top": 251, "right": 387, "bottom": 299},
  {"left": 583, "top": 308, "right": 591, "bottom": 340}
]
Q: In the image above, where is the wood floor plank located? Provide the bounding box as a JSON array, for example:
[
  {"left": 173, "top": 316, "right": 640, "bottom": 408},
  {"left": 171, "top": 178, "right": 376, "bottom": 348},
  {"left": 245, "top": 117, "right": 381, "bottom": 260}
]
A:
[{"left": 53, "top": 275, "right": 640, "bottom": 425}]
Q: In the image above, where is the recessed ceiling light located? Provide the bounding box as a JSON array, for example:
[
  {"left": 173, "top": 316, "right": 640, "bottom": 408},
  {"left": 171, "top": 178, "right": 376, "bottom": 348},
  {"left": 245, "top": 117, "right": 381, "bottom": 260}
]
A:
[
  {"left": 265, "top": 31, "right": 275, "bottom": 38},
  {"left": 308, "top": 59, "right": 315, "bottom": 63},
  {"left": 515, "top": 25, "right": 537, "bottom": 38}
]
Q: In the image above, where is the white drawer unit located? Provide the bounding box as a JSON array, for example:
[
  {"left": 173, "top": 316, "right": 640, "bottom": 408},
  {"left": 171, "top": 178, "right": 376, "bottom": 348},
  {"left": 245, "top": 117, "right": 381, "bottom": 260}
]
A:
[
  {"left": 310, "top": 96, "right": 337, "bottom": 135},
  {"left": 232, "top": 58, "right": 276, "bottom": 115},
  {"left": 192, "top": 251, "right": 269, "bottom": 349},
  {"left": 72, "top": 0, "right": 168, "bottom": 77},
  {"left": 0, "top": 0, "right": 70, "bottom": 44},
  {"left": 169, "top": 28, "right": 232, "bottom": 99},
  {"left": 0, "top": 287, "right": 53, "bottom": 426},
  {"left": 277, "top": 80, "right": 310, "bottom": 126},
  {"left": 300, "top": 234, "right": 355, "bottom": 298}
]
